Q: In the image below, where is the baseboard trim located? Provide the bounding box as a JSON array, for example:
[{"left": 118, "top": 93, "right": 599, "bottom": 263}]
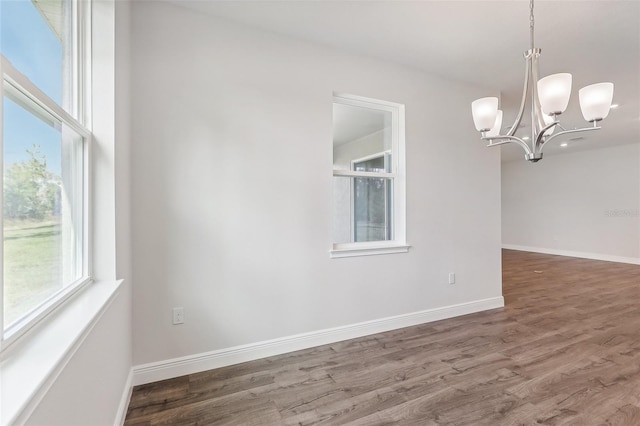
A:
[
  {"left": 502, "top": 244, "right": 640, "bottom": 265},
  {"left": 132, "top": 296, "right": 504, "bottom": 385},
  {"left": 115, "top": 368, "right": 133, "bottom": 425}
]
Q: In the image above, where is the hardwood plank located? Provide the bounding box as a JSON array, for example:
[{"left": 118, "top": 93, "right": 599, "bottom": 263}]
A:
[
  {"left": 280, "top": 387, "right": 407, "bottom": 426},
  {"left": 125, "top": 250, "right": 640, "bottom": 425}
]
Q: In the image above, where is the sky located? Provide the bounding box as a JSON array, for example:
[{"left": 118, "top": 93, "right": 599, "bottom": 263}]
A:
[{"left": 1, "top": 0, "right": 64, "bottom": 175}]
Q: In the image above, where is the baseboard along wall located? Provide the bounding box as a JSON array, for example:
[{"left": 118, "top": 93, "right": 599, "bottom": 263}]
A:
[
  {"left": 502, "top": 244, "right": 640, "bottom": 265},
  {"left": 131, "top": 296, "right": 505, "bottom": 386},
  {"left": 116, "top": 368, "right": 134, "bottom": 426}
]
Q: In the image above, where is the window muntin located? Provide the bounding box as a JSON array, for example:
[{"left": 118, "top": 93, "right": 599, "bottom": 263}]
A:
[
  {"left": 0, "top": 0, "right": 90, "bottom": 346},
  {"left": 332, "top": 94, "right": 407, "bottom": 256}
]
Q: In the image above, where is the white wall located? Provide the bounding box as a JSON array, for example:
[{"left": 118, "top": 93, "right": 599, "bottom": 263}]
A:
[
  {"left": 131, "top": 2, "right": 502, "bottom": 370},
  {"left": 115, "top": 0, "right": 133, "bottom": 308},
  {"left": 25, "top": 288, "right": 132, "bottom": 426},
  {"left": 502, "top": 143, "right": 640, "bottom": 263}
]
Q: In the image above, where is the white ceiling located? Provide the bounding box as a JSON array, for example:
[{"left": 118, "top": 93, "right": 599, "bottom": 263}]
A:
[{"left": 165, "top": 0, "right": 640, "bottom": 162}]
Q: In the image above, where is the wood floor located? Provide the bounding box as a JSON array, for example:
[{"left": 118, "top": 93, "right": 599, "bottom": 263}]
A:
[{"left": 125, "top": 250, "right": 640, "bottom": 425}]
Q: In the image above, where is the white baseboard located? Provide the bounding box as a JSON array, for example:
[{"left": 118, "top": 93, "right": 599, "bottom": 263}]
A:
[
  {"left": 132, "top": 296, "right": 504, "bottom": 386},
  {"left": 115, "top": 368, "right": 133, "bottom": 426},
  {"left": 502, "top": 244, "right": 640, "bottom": 265}
]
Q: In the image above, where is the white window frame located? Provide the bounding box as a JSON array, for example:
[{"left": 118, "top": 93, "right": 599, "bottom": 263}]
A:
[
  {"left": 331, "top": 93, "right": 409, "bottom": 258},
  {"left": 0, "top": 0, "right": 92, "bottom": 351}
]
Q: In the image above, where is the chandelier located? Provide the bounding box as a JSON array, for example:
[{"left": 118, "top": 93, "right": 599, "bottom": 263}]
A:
[{"left": 471, "top": 0, "right": 614, "bottom": 163}]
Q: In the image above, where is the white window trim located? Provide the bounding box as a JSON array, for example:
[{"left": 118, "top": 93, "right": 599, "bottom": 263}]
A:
[
  {"left": 1, "top": 279, "right": 123, "bottom": 426},
  {"left": 330, "top": 241, "right": 410, "bottom": 259},
  {"left": 0, "top": 0, "right": 92, "bottom": 351},
  {"left": 1, "top": 0, "right": 121, "bottom": 422},
  {"left": 331, "top": 93, "right": 409, "bottom": 258}
]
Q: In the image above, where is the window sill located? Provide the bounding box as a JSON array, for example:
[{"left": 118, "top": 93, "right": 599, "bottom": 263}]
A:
[
  {"left": 329, "top": 243, "right": 411, "bottom": 258},
  {"left": 0, "top": 279, "right": 123, "bottom": 425}
]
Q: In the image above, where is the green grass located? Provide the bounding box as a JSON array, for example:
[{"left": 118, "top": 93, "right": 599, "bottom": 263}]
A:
[{"left": 3, "top": 218, "right": 62, "bottom": 326}]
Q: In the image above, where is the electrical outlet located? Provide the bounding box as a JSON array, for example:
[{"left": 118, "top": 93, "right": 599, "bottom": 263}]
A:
[
  {"left": 448, "top": 273, "right": 455, "bottom": 285},
  {"left": 172, "top": 307, "right": 184, "bottom": 325}
]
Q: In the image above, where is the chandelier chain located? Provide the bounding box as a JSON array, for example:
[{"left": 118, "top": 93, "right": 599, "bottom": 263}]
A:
[{"left": 529, "top": 0, "right": 535, "bottom": 51}]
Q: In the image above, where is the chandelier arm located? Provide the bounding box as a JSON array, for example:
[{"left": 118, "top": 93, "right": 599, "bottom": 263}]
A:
[
  {"left": 506, "top": 56, "right": 531, "bottom": 137},
  {"left": 482, "top": 135, "right": 533, "bottom": 155},
  {"left": 530, "top": 52, "right": 546, "bottom": 136},
  {"left": 538, "top": 126, "right": 601, "bottom": 152},
  {"left": 534, "top": 121, "right": 560, "bottom": 150}
]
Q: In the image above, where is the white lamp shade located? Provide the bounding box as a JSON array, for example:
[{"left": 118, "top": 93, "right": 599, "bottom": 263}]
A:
[
  {"left": 471, "top": 97, "right": 499, "bottom": 132},
  {"left": 579, "top": 82, "right": 614, "bottom": 122},
  {"left": 537, "top": 73, "right": 572, "bottom": 115},
  {"left": 486, "top": 110, "right": 503, "bottom": 137}
]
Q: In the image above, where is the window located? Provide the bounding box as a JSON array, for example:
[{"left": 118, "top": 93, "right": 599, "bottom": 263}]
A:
[
  {"left": 331, "top": 93, "right": 408, "bottom": 258},
  {"left": 0, "top": 0, "right": 90, "bottom": 348}
]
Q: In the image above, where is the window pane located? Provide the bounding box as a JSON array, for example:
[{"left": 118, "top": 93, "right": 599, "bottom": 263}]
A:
[
  {"left": 3, "top": 94, "right": 83, "bottom": 328},
  {"left": 354, "top": 177, "right": 392, "bottom": 242},
  {"left": 333, "top": 176, "right": 393, "bottom": 244},
  {"left": 333, "top": 103, "right": 392, "bottom": 171},
  {"left": 0, "top": 0, "right": 72, "bottom": 109}
]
